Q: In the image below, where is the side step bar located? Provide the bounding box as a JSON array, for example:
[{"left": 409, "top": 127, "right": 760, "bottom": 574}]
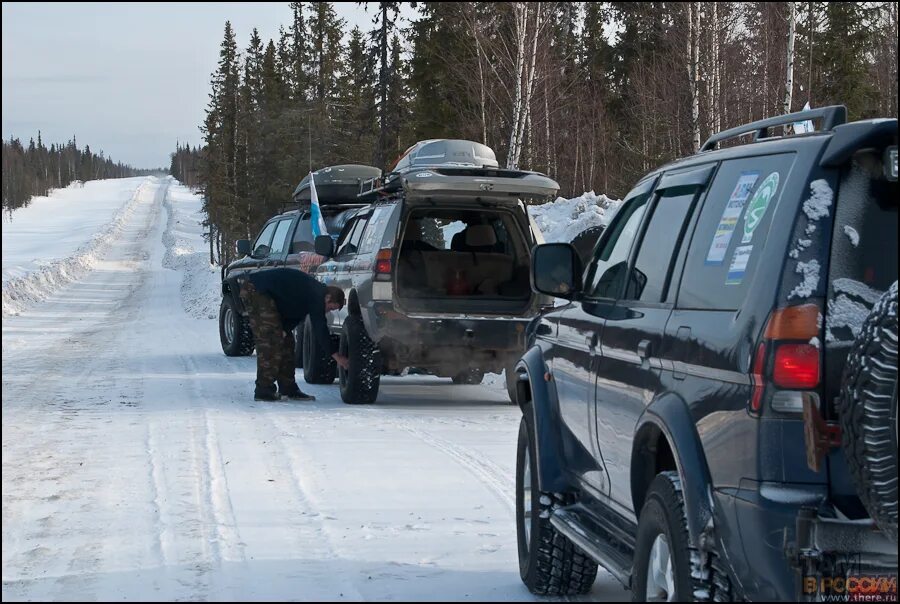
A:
[{"left": 550, "top": 504, "right": 634, "bottom": 588}]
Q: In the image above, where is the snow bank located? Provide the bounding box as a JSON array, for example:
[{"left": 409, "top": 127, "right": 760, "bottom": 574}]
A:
[
  {"left": 528, "top": 191, "right": 621, "bottom": 243},
  {"left": 161, "top": 182, "right": 221, "bottom": 320},
  {"left": 2, "top": 177, "right": 148, "bottom": 316}
]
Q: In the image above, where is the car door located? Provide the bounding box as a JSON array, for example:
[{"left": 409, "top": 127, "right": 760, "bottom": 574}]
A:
[
  {"left": 592, "top": 164, "right": 714, "bottom": 516},
  {"left": 553, "top": 182, "right": 654, "bottom": 497},
  {"left": 322, "top": 212, "right": 369, "bottom": 329}
]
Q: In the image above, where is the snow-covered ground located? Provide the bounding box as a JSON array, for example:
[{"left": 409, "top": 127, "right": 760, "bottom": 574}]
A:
[{"left": 2, "top": 177, "right": 627, "bottom": 601}]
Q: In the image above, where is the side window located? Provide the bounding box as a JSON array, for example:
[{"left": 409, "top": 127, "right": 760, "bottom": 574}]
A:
[
  {"left": 268, "top": 219, "right": 294, "bottom": 256},
  {"left": 335, "top": 216, "right": 369, "bottom": 257},
  {"left": 678, "top": 154, "right": 795, "bottom": 310},
  {"left": 624, "top": 190, "right": 697, "bottom": 302},
  {"left": 585, "top": 195, "right": 649, "bottom": 299},
  {"left": 292, "top": 214, "right": 314, "bottom": 252},
  {"left": 253, "top": 221, "right": 279, "bottom": 256},
  {"left": 358, "top": 206, "right": 392, "bottom": 255}
]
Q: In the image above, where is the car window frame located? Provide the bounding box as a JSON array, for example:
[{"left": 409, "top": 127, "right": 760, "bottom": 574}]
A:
[
  {"left": 268, "top": 218, "right": 295, "bottom": 258},
  {"left": 252, "top": 220, "right": 279, "bottom": 257}
]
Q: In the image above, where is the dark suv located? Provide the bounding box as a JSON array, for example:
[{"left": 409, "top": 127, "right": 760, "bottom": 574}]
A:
[
  {"left": 304, "top": 139, "right": 558, "bottom": 404},
  {"left": 218, "top": 164, "right": 379, "bottom": 361},
  {"left": 512, "top": 107, "right": 898, "bottom": 600}
]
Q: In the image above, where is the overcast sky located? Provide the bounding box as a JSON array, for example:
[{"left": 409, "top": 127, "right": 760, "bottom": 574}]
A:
[{"left": 2, "top": 2, "right": 416, "bottom": 169}]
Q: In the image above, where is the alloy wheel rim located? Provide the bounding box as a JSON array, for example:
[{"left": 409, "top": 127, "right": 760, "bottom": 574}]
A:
[{"left": 646, "top": 533, "right": 675, "bottom": 602}]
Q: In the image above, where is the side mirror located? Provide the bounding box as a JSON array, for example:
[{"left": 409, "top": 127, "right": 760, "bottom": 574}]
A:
[
  {"left": 236, "top": 239, "right": 252, "bottom": 257},
  {"left": 315, "top": 235, "right": 334, "bottom": 258},
  {"left": 531, "top": 243, "right": 583, "bottom": 299}
]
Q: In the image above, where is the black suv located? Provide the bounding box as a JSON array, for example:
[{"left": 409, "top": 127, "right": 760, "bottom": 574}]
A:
[
  {"left": 304, "top": 139, "right": 558, "bottom": 404},
  {"left": 218, "top": 164, "right": 379, "bottom": 362},
  {"left": 512, "top": 107, "right": 898, "bottom": 600}
]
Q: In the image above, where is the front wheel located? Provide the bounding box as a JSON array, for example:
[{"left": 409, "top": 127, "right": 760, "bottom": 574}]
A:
[
  {"left": 302, "top": 316, "right": 336, "bottom": 384},
  {"left": 632, "top": 472, "right": 731, "bottom": 602},
  {"left": 219, "top": 296, "right": 254, "bottom": 356},
  {"left": 516, "top": 415, "right": 597, "bottom": 595},
  {"left": 451, "top": 369, "right": 484, "bottom": 385}
]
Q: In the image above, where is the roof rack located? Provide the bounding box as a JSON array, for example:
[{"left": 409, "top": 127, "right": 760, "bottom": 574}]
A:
[
  {"left": 700, "top": 105, "right": 847, "bottom": 152},
  {"left": 358, "top": 173, "right": 403, "bottom": 201}
]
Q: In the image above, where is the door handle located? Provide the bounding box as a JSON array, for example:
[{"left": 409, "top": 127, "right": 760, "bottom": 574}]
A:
[
  {"left": 586, "top": 334, "right": 599, "bottom": 350},
  {"left": 638, "top": 339, "right": 652, "bottom": 359}
]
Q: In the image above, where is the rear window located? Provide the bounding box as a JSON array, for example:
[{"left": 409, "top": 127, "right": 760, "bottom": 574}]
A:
[{"left": 677, "top": 154, "right": 795, "bottom": 310}]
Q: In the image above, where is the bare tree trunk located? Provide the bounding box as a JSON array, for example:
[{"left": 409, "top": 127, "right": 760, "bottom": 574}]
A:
[
  {"left": 544, "top": 76, "right": 551, "bottom": 174},
  {"left": 783, "top": 1, "right": 796, "bottom": 115},
  {"left": 475, "top": 32, "right": 488, "bottom": 145},
  {"left": 712, "top": 1, "right": 721, "bottom": 133},
  {"left": 507, "top": 3, "right": 528, "bottom": 169},
  {"left": 808, "top": 1, "right": 814, "bottom": 106},
  {"left": 689, "top": 2, "right": 701, "bottom": 152}
]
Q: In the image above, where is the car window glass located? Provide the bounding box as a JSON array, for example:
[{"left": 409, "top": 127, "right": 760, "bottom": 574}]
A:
[
  {"left": 253, "top": 221, "right": 278, "bottom": 256},
  {"left": 292, "top": 214, "right": 314, "bottom": 252},
  {"left": 678, "top": 154, "right": 795, "bottom": 310},
  {"left": 268, "top": 219, "right": 294, "bottom": 256},
  {"left": 625, "top": 189, "right": 697, "bottom": 302},
  {"left": 585, "top": 196, "right": 649, "bottom": 299},
  {"left": 359, "top": 206, "right": 392, "bottom": 254},
  {"left": 336, "top": 216, "right": 368, "bottom": 256}
]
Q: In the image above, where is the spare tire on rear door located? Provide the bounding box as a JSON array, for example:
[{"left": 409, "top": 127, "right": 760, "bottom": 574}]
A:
[{"left": 838, "top": 280, "right": 898, "bottom": 543}]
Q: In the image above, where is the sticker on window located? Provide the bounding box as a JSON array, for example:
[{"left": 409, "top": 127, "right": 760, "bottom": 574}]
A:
[
  {"left": 726, "top": 245, "right": 753, "bottom": 285},
  {"left": 705, "top": 171, "right": 760, "bottom": 264},
  {"left": 741, "top": 172, "right": 779, "bottom": 244}
]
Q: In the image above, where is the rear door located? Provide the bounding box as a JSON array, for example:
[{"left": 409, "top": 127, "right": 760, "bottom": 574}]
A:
[{"left": 593, "top": 164, "right": 713, "bottom": 515}]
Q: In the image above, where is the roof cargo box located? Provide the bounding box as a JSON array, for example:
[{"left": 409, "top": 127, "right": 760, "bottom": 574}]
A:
[{"left": 292, "top": 164, "right": 381, "bottom": 205}]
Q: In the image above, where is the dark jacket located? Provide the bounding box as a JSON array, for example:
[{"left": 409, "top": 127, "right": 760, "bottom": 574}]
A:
[{"left": 230, "top": 268, "right": 333, "bottom": 354}]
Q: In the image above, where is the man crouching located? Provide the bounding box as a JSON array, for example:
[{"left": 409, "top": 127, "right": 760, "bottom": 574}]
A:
[{"left": 231, "top": 267, "right": 350, "bottom": 401}]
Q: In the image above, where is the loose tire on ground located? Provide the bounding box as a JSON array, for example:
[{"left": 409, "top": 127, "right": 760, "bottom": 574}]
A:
[
  {"left": 219, "top": 296, "right": 254, "bottom": 356},
  {"left": 302, "top": 316, "right": 336, "bottom": 384},
  {"left": 632, "top": 472, "right": 732, "bottom": 602},
  {"left": 516, "top": 415, "right": 597, "bottom": 596},
  {"left": 838, "top": 280, "right": 898, "bottom": 544},
  {"left": 339, "top": 314, "right": 380, "bottom": 404}
]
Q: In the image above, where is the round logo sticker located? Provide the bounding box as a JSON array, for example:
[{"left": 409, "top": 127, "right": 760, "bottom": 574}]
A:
[{"left": 742, "top": 172, "right": 779, "bottom": 243}]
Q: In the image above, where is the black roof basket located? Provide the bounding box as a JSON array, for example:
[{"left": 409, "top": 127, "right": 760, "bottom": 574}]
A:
[{"left": 700, "top": 105, "right": 847, "bottom": 152}]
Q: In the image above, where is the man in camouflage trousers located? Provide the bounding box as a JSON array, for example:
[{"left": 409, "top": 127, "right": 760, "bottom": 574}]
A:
[{"left": 233, "top": 268, "right": 349, "bottom": 401}]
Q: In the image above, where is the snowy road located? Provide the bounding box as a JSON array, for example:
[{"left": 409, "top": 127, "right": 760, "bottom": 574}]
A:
[{"left": 2, "top": 178, "right": 626, "bottom": 601}]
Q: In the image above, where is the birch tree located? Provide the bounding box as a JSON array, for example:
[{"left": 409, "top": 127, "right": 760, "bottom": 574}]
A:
[
  {"left": 507, "top": 2, "right": 548, "bottom": 170},
  {"left": 783, "top": 1, "right": 797, "bottom": 114},
  {"left": 688, "top": 2, "right": 701, "bottom": 152}
]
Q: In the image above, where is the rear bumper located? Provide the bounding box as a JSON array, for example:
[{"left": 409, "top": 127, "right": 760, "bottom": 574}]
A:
[
  {"left": 718, "top": 482, "right": 897, "bottom": 601},
  {"left": 362, "top": 301, "right": 531, "bottom": 373}
]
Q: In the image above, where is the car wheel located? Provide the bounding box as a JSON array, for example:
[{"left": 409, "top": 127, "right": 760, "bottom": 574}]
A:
[
  {"left": 451, "top": 369, "right": 484, "bottom": 385},
  {"left": 632, "top": 471, "right": 731, "bottom": 602},
  {"left": 302, "top": 316, "right": 336, "bottom": 384},
  {"left": 339, "top": 314, "right": 380, "bottom": 404},
  {"left": 219, "top": 297, "right": 254, "bottom": 356},
  {"left": 838, "top": 280, "right": 898, "bottom": 543},
  {"left": 516, "top": 415, "right": 597, "bottom": 595}
]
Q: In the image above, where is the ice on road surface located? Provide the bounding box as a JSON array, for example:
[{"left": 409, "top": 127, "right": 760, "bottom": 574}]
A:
[{"left": 2, "top": 177, "right": 626, "bottom": 601}]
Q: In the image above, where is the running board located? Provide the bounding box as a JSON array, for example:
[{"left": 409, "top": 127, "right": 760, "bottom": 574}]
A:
[{"left": 550, "top": 504, "right": 634, "bottom": 588}]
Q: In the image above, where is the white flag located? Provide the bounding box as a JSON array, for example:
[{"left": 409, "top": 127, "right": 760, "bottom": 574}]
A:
[
  {"left": 793, "top": 102, "right": 814, "bottom": 134},
  {"left": 309, "top": 172, "right": 328, "bottom": 238}
]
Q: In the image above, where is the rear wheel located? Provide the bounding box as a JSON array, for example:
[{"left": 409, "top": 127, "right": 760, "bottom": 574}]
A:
[
  {"left": 516, "top": 415, "right": 597, "bottom": 595},
  {"left": 302, "top": 316, "right": 336, "bottom": 384},
  {"left": 632, "top": 472, "right": 731, "bottom": 602},
  {"left": 339, "top": 315, "right": 380, "bottom": 404},
  {"left": 219, "top": 296, "right": 254, "bottom": 356},
  {"left": 838, "top": 281, "right": 898, "bottom": 543}
]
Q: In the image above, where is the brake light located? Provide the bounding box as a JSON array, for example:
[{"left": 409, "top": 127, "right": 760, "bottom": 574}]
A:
[
  {"left": 375, "top": 249, "right": 392, "bottom": 275},
  {"left": 773, "top": 343, "right": 820, "bottom": 389},
  {"left": 750, "top": 342, "right": 767, "bottom": 413}
]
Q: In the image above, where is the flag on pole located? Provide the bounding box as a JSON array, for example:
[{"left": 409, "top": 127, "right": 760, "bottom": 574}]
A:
[
  {"left": 792, "top": 101, "right": 814, "bottom": 134},
  {"left": 309, "top": 171, "right": 328, "bottom": 238}
]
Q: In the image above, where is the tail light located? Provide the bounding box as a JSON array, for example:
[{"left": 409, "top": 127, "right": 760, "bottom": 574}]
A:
[
  {"left": 773, "top": 343, "right": 820, "bottom": 389},
  {"left": 375, "top": 249, "right": 392, "bottom": 281},
  {"left": 750, "top": 303, "right": 822, "bottom": 415}
]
